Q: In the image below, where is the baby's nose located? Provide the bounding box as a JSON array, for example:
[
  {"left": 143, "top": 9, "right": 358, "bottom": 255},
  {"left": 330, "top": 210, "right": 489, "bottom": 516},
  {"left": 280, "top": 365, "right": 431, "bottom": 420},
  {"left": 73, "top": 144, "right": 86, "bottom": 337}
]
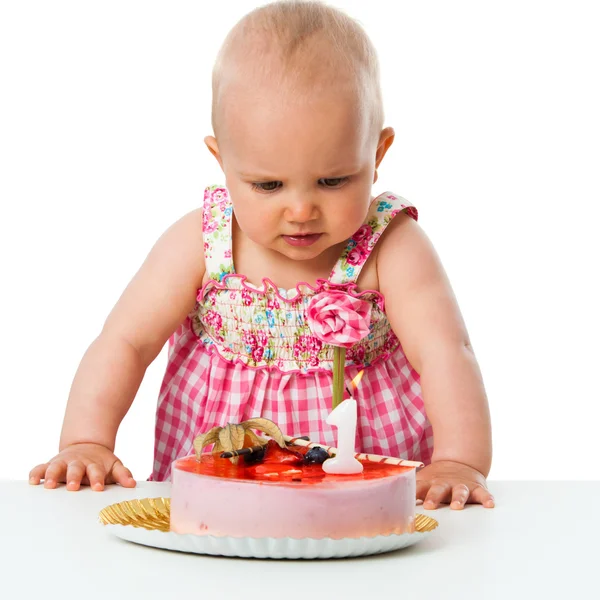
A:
[{"left": 284, "top": 193, "right": 319, "bottom": 222}]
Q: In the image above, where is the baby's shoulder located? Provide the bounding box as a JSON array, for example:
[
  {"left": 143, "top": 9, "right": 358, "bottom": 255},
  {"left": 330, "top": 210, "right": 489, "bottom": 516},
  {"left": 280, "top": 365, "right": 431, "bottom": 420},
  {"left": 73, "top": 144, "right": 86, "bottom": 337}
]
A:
[
  {"left": 377, "top": 209, "right": 421, "bottom": 249},
  {"left": 150, "top": 208, "right": 205, "bottom": 275},
  {"left": 374, "top": 211, "right": 438, "bottom": 287},
  {"left": 161, "top": 208, "right": 204, "bottom": 250},
  {"left": 370, "top": 210, "right": 420, "bottom": 264}
]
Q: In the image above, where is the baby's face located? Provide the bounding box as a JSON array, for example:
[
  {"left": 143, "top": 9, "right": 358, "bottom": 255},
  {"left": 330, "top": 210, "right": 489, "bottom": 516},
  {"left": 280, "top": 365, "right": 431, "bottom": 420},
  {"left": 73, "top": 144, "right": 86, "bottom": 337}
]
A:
[{"left": 206, "top": 84, "right": 392, "bottom": 265}]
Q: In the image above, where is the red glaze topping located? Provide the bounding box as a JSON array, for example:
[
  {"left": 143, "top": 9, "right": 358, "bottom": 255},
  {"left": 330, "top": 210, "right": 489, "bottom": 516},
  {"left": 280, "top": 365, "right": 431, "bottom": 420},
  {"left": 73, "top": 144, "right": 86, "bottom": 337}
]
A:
[{"left": 174, "top": 441, "right": 412, "bottom": 485}]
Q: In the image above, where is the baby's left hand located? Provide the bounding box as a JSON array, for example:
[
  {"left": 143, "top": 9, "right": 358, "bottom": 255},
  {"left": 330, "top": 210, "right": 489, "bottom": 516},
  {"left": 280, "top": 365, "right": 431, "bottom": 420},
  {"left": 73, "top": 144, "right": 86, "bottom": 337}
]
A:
[{"left": 416, "top": 460, "right": 495, "bottom": 510}]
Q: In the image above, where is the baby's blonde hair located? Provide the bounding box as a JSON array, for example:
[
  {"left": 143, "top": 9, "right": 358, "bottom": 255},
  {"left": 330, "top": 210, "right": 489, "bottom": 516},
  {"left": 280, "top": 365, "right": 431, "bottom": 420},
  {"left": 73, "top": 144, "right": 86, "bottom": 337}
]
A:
[{"left": 211, "top": 0, "right": 384, "bottom": 141}]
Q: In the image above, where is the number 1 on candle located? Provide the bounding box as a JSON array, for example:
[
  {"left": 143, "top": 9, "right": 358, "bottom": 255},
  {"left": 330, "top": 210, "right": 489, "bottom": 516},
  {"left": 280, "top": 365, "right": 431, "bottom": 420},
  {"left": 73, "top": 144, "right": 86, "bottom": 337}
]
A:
[{"left": 322, "top": 399, "right": 363, "bottom": 474}]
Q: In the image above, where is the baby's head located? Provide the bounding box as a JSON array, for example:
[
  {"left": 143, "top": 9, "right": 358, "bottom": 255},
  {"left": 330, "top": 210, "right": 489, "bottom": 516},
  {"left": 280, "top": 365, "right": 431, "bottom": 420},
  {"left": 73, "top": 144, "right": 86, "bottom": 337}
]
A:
[{"left": 205, "top": 0, "right": 395, "bottom": 263}]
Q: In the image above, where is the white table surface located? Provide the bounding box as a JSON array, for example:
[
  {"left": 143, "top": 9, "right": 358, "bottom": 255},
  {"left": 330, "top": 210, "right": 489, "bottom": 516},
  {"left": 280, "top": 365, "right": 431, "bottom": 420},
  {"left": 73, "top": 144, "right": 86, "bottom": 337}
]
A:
[{"left": 1, "top": 480, "right": 598, "bottom": 599}]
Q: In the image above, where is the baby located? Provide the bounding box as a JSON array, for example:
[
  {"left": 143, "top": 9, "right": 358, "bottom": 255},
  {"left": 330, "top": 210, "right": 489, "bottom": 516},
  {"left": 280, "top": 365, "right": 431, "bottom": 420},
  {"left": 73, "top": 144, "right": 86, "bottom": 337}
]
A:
[{"left": 30, "top": 0, "right": 494, "bottom": 510}]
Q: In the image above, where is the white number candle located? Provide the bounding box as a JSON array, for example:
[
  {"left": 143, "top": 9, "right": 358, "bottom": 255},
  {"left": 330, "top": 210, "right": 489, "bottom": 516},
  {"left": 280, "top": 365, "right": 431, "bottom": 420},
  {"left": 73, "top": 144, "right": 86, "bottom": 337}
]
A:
[{"left": 322, "top": 399, "right": 363, "bottom": 474}]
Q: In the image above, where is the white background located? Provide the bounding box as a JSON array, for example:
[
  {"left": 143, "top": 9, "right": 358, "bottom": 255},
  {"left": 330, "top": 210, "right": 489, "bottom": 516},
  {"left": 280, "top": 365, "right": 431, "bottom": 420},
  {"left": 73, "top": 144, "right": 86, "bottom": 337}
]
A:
[{"left": 1, "top": 1, "right": 598, "bottom": 482}]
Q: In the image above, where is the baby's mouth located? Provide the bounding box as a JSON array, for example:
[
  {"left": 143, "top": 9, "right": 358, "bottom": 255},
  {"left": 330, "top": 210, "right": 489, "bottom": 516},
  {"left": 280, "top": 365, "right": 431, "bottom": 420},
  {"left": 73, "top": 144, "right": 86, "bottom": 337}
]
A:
[{"left": 282, "top": 233, "right": 322, "bottom": 247}]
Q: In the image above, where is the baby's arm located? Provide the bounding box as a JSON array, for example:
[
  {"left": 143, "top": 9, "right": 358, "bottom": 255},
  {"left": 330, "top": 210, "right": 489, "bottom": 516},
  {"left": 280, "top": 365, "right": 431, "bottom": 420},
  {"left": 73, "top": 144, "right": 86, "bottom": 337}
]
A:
[
  {"left": 377, "top": 214, "right": 494, "bottom": 510},
  {"left": 29, "top": 209, "right": 206, "bottom": 490}
]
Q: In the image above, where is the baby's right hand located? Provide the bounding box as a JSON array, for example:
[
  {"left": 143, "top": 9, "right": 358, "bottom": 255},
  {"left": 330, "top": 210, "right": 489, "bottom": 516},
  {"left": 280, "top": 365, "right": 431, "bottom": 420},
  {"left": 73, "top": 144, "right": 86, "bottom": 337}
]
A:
[{"left": 29, "top": 443, "right": 136, "bottom": 492}]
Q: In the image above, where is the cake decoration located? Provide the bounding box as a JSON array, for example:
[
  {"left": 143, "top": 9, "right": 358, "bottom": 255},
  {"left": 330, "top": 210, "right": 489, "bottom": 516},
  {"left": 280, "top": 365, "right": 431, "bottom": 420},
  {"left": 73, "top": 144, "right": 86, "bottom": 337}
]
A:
[
  {"left": 192, "top": 418, "right": 286, "bottom": 464},
  {"left": 267, "top": 432, "right": 424, "bottom": 469},
  {"left": 303, "top": 446, "right": 331, "bottom": 464}
]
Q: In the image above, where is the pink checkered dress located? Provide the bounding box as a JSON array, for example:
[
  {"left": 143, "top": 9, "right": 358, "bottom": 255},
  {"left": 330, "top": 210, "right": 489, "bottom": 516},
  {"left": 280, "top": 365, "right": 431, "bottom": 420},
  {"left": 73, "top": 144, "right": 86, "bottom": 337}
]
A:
[{"left": 149, "top": 185, "right": 433, "bottom": 481}]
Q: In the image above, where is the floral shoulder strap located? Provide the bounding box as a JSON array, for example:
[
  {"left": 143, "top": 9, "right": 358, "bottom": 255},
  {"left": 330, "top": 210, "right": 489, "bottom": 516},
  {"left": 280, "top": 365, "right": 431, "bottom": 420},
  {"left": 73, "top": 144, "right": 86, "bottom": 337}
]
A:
[
  {"left": 202, "top": 185, "right": 235, "bottom": 283},
  {"left": 329, "top": 191, "right": 418, "bottom": 285}
]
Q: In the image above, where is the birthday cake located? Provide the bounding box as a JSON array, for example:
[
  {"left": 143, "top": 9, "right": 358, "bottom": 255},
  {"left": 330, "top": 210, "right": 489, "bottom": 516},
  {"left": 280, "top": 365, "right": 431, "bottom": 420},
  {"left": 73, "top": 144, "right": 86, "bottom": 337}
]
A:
[{"left": 169, "top": 418, "right": 417, "bottom": 540}]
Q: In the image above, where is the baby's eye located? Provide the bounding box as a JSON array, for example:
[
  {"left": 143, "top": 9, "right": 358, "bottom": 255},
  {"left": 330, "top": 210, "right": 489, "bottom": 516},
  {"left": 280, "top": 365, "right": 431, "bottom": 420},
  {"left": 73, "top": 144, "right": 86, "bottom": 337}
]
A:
[
  {"left": 319, "top": 177, "right": 348, "bottom": 188},
  {"left": 251, "top": 181, "right": 282, "bottom": 192}
]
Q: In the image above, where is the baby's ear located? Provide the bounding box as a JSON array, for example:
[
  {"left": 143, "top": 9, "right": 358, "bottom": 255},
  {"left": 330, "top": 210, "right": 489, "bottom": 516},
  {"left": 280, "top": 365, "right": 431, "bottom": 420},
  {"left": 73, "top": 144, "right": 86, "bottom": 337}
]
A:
[
  {"left": 373, "top": 127, "right": 395, "bottom": 183},
  {"left": 375, "top": 127, "right": 395, "bottom": 168},
  {"left": 204, "top": 136, "right": 224, "bottom": 169}
]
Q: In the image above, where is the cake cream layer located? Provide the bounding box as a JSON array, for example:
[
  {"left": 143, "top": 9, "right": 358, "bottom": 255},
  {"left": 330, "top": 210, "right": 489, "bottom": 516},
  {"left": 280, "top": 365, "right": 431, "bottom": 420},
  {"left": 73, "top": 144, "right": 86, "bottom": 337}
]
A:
[{"left": 170, "top": 454, "right": 416, "bottom": 539}]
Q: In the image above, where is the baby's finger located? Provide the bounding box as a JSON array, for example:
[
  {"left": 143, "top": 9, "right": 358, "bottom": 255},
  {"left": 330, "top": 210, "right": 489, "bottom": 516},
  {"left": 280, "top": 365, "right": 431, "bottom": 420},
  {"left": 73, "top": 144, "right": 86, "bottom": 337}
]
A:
[
  {"left": 470, "top": 484, "right": 495, "bottom": 508},
  {"left": 66, "top": 460, "right": 87, "bottom": 491},
  {"left": 44, "top": 460, "right": 68, "bottom": 489},
  {"left": 29, "top": 463, "right": 49, "bottom": 485},
  {"left": 110, "top": 461, "right": 136, "bottom": 488},
  {"left": 416, "top": 480, "right": 430, "bottom": 501},
  {"left": 450, "top": 483, "right": 470, "bottom": 510},
  {"left": 423, "top": 482, "right": 451, "bottom": 510},
  {"left": 86, "top": 463, "right": 107, "bottom": 491}
]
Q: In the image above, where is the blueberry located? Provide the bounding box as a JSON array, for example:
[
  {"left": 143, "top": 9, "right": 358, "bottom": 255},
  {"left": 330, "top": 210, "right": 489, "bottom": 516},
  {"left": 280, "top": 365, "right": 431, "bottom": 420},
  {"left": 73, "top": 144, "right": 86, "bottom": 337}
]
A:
[
  {"left": 303, "top": 447, "right": 330, "bottom": 465},
  {"left": 242, "top": 445, "right": 266, "bottom": 465}
]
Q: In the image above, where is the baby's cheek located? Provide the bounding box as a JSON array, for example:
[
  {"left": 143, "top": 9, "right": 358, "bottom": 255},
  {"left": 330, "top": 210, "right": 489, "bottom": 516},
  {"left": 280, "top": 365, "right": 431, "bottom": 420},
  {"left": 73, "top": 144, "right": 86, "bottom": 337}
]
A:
[
  {"left": 335, "top": 204, "right": 369, "bottom": 237},
  {"left": 231, "top": 198, "right": 265, "bottom": 228},
  {"left": 236, "top": 206, "right": 277, "bottom": 243}
]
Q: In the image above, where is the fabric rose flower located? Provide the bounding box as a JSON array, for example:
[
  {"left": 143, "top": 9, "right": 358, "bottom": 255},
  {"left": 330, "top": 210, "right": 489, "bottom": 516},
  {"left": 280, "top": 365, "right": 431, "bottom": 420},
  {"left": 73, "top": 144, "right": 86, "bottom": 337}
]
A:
[
  {"left": 346, "top": 245, "right": 368, "bottom": 266},
  {"left": 353, "top": 224, "right": 372, "bottom": 243},
  {"left": 306, "top": 291, "right": 372, "bottom": 348}
]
